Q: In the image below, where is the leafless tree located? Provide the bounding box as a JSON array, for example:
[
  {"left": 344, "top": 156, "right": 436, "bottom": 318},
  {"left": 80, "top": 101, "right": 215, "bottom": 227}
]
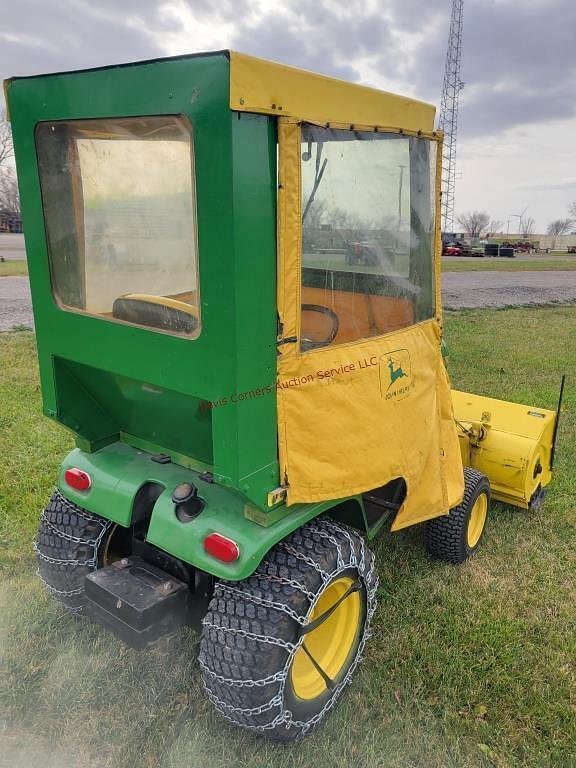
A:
[
  {"left": 326, "top": 205, "right": 375, "bottom": 231},
  {"left": 488, "top": 219, "right": 504, "bottom": 236},
  {"left": 0, "top": 113, "right": 14, "bottom": 168},
  {"left": 519, "top": 216, "right": 536, "bottom": 236},
  {"left": 547, "top": 218, "right": 572, "bottom": 236},
  {"left": 456, "top": 210, "right": 490, "bottom": 238},
  {"left": 0, "top": 168, "right": 20, "bottom": 213},
  {"left": 569, "top": 202, "right": 576, "bottom": 221}
]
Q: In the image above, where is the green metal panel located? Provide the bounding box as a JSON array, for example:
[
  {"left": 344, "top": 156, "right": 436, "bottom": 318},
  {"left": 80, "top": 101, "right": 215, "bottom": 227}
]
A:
[
  {"left": 7, "top": 53, "right": 279, "bottom": 509},
  {"left": 211, "top": 111, "right": 278, "bottom": 500},
  {"left": 58, "top": 443, "right": 361, "bottom": 580},
  {"left": 54, "top": 358, "right": 214, "bottom": 463}
]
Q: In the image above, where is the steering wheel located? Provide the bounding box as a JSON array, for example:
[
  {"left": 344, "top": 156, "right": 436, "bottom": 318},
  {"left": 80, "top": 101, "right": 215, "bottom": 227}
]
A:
[
  {"left": 112, "top": 293, "right": 199, "bottom": 334},
  {"left": 301, "top": 304, "right": 339, "bottom": 351}
]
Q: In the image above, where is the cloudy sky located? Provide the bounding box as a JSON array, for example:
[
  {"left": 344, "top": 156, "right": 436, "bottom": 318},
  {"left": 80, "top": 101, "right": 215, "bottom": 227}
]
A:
[{"left": 2, "top": 0, "right": 575, "bottom": 232}]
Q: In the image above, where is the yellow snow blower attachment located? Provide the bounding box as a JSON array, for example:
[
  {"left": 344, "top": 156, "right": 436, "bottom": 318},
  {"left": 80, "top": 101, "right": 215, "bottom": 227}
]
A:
[{"left": 451, "top": 384, "right": 562, "bottom": 509}]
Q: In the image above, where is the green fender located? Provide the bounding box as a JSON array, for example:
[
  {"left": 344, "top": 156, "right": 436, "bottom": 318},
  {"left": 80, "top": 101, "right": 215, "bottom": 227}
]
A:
[{"left": 57, "top": 442, "right": 367, "bottom": 581}]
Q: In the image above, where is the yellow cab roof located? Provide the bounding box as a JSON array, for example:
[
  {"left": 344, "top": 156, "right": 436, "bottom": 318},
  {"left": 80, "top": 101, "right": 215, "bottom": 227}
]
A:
[
  {"left": 4, "top": 49, "right": 436, "bottom": 134},
  {"left": 229, "top": 51, "right": 436, "bottom": 134}
]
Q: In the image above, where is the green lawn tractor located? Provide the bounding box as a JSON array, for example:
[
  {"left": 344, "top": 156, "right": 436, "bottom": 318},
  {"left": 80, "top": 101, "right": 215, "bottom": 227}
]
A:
[{"left": 5, "top": 50, "right": 560, "bottom": 740}]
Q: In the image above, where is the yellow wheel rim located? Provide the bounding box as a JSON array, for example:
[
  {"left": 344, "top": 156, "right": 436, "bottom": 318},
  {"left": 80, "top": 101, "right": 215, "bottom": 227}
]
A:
[
  {"left": 290, "top": 576, "right": 361, "bottom": 701},
  {"left": 467, "top": 494, "right": 488, "bottom": 548}
]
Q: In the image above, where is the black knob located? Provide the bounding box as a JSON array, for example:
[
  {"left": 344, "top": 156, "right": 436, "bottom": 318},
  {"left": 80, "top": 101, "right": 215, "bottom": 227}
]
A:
[
  {"left": 172, "top": 482, "right": 205, "bottom": 522},
  {"left": 172, "top": 482, "right": 196, "bottom": 504}
]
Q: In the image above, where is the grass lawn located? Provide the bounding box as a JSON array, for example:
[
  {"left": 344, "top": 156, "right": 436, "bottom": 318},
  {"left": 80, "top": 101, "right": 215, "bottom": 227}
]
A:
[
  {"left": 442, "top": 258, "right": 576, "bottom": 272},
  {"left": 0, "top": 259, "right": 28, "bottom": 277},
  {"left": 1, "top": 309, "right": 575, "bottom": 768}
]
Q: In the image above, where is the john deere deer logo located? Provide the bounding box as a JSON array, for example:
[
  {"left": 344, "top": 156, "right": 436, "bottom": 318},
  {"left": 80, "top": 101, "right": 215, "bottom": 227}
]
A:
[
  {"left": 387, "top": 357, "right": 407, "bottom": 388},
  {"left": 379, "top": 349, "right": 412, "bottom": 401}
]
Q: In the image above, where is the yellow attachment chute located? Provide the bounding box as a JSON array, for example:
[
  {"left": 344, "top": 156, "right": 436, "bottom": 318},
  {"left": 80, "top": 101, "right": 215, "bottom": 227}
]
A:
[{"left": 452, "top": 390, "right": 556, "bottom": 509}]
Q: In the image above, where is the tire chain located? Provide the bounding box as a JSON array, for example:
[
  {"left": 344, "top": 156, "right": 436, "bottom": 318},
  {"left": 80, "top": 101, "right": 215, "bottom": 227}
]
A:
[
  {"left": 36, "top": 569, "right": 84, "bottom": 596},
  {"left": 255, "top": 571, "right": 316, "bottom": 602},
  {"left": 200, "top": 518, "right": 378, "bottom": 737},
  {"left": 34, "top": 513, "right": 112, "bottom": 568},
  {"left": 34, "top": 490, "right": 113, "bottom": 605}
]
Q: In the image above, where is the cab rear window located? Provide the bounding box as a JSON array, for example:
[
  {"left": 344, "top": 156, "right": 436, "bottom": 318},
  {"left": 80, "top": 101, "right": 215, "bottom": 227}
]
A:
[{"left": 36, "top": 116, "right": 200, "bottom": 337}]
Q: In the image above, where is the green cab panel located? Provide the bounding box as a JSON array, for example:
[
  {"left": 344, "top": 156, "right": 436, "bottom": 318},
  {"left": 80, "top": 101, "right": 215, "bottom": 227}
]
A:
[
  {"left": 7, "top": 52, "right": 279, "bottom": 511},
  {"left": 58, "top": 442, "right": 363, "bottom": 580}
]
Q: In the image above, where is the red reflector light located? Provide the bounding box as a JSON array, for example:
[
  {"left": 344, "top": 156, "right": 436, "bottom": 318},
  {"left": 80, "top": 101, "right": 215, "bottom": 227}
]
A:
[
  {"left": 204, "top": 533, "right": 240, "bottom": 563},
  {"left": 64, "top": 468, "right": 92, "bottom": 491}
]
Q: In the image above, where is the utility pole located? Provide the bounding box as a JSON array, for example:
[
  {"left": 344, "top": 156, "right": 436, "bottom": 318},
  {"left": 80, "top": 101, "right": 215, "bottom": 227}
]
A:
[
  {"left": 438, "top": 0, "right": 465, "bottom": 233},
  {"left": 397, "top": 164, "right": 406, "bottom": 227},
  {"left": 396, "top": 164, "right": 407, "bottom": 251}
]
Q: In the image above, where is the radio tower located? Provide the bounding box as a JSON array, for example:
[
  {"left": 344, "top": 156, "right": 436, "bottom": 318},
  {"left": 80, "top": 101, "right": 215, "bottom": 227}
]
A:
[{"left": 438, "top": 0, "right": 464, "bottom": 232}]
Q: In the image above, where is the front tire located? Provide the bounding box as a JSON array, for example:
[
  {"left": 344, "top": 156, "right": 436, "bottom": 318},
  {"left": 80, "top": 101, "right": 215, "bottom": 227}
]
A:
[
  {"left": 199, "top": 518, "right": 378, "bottom": 740},
  {"left": 425, "top": 467, "right": 491, "bottom": 564}
]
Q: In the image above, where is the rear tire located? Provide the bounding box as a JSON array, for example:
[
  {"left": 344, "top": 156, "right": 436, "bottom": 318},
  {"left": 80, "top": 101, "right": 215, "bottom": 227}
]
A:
[
  {"left": 199, "top": 518, "right": 377, "bottom": 740},
  {"left": 425, "top": 467, "right": 490, "bottom": 564},
  {"left": 35, "top": 489, "right": 115, "bottom": 613}
]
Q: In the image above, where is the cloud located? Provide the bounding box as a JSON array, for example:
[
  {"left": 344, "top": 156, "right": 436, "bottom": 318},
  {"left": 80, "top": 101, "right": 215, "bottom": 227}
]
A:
[
  {"left": 455, "top": 0, "right": 576, "bottom": 136},
  {"left": 516, "top": 178, "right": 576, "bottom": 193},
  {"left": 0, "top": 0, "right": 163, "bottom": 83},
  {"left": 4, "top": 0, "right": 575, "bottom": 139},
  {"left": 1, "top": 0, "right": 575, "bottom": 229}
]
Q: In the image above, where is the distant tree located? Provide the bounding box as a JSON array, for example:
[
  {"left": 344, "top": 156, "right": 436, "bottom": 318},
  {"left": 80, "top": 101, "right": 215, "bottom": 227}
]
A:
[
  {"left": 456, "top": 210, "right": 490, "bottom": 237},
  {"left": 547, "top": 218, "right": 572, "bottom": 236},
  {"left": 519, "top": 216, "right": 536, "bottom": 236},
  {"left": 569, "top": 202, "right": 576, "bottom": 221},
  {"left": 327, "top": 205, "right": 376, "bottom": 231},
  {"left": 0, "top": 114, "right": 13, "bottom": 169},
  {"left": 488, "top": 219, "right": 504, "bottom": 236},
  {"left": 0, "top": 168, "right": 20, "bottom": 213}
]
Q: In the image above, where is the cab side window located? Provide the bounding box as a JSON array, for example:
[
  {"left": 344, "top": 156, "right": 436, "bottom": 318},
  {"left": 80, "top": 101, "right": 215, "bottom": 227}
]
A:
[{"left": 300, "top": 125, "right": 436, "bottom": 351}]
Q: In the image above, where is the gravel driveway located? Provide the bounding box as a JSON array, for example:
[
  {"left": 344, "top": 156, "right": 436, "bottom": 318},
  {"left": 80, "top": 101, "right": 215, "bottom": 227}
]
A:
[
  {"left": 0, "top": 233, "right": 26, "bottom": 261},
  {"left": 442, "top": 270, "right": 576, "bottom": 309},
  {"left": 0, "top": 277, "right": 34, "bottom": 331},
  {"left": 2, "top": 271, "right": 576, "bottom": 332}
]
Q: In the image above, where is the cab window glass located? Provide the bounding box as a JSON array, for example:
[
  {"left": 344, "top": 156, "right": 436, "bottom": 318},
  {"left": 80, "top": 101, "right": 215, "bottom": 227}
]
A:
[
  {"left": 36, "top": 116, "right": 200, "bottom": 337},
  {"left": 300, "top": 125, "right": 436, "bottom": 351}
]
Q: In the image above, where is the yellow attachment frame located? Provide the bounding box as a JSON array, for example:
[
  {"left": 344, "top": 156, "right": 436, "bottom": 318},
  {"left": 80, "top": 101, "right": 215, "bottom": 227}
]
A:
[{"left": 452, "top": 390, "right": 556, "bottom": 509}]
